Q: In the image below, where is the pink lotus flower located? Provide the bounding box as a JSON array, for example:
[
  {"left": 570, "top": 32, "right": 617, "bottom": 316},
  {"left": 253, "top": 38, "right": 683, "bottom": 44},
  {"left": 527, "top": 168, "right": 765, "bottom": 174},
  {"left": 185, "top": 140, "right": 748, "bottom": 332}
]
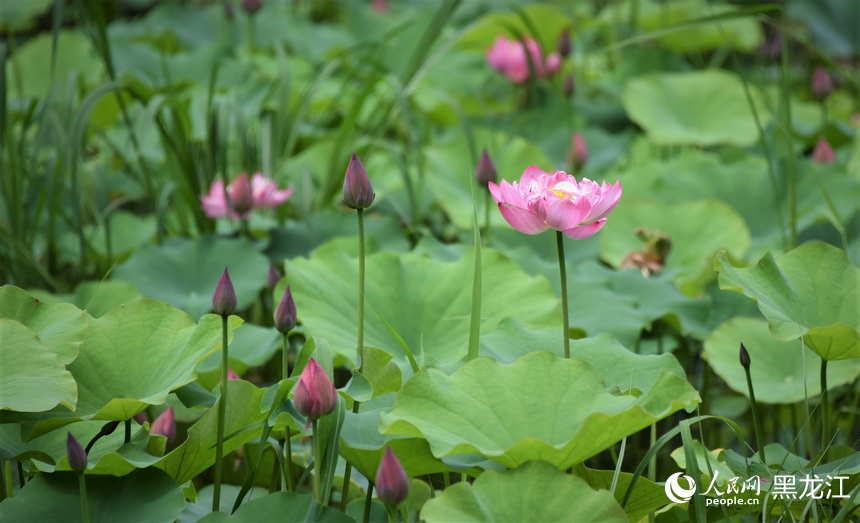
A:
[
  {"left": 488, "top": 166, "right": 621, "bottom": 240},
  {"left": 811, "top": 66, "right": 833, "bottom": 99},
  {"left": 485, "top": 35, "right": 562, "bottom": 84},
  {"left": 293, "top": 358, "right": 337, "bottom": 429},
  {"left": 375, "top": 447, "right": 409, "bottom": 506},
  {"left": 812, "top": 138, "right": 836, "bottom": 164},
  {"left": 150, "top": 406, "right": 176, "bottom": 445},
  {"left": 200, "top": 174, "right": 294, "bottom": 219}
]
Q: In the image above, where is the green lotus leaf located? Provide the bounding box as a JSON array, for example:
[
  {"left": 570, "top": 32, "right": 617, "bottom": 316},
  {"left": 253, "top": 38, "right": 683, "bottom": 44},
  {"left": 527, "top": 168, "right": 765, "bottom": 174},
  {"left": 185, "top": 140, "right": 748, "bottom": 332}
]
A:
[
  {"left": 83, "top": 211, "right": 157, "bottom": 260},
  {"left": 16, "top": 301, "right": 239, "bottom": 439},
  {"left": 601, "top": 199, "right": 750, "bottom": 296},
  {"left": 0, "top": 468, "right": 184, "bottom": 523},
  {"left": 5, "top": 30, "right": 103, "bottom": 99},
  {"left": 380, "top": 351, "right": 699, "bottom": 470},
  {"left": 0, "top": 319, "right": 77, "bottom": 413},
  {"left": 29, "top": 281, "right": 143, "bottom": 319},
  {"left": 623, "top": 70, "right": 770, "bottom": 147},
  {"left": 420, "top": 461, "right": 627, "bottom": 523},
  {"left": 0, "top": 285, "right": 87, "bottom": 364},
  {"left": 114, "top": 236, "right": 270, "bottom": 319},
  {"left": 703, "top": 318, "right": 860, "bottom": 403},
  {"left": 717, "top": 242, "right": 860, "bottom": 360},
  {"left": 575, "top": 465, "right": 669, "bottom": 522},
  {"left": 198, "top": 491, "right": 353, "bottom": 523},
  {"left": 286, "top": 244, "right": 558, "bottom": 367}
]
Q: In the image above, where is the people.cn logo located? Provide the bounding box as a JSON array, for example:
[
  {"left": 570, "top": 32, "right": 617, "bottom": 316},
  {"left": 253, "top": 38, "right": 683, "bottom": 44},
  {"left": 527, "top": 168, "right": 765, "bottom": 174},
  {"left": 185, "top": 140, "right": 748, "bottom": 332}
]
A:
[{"left": 665, "top": 472, "right": 697, "bottom": 503}]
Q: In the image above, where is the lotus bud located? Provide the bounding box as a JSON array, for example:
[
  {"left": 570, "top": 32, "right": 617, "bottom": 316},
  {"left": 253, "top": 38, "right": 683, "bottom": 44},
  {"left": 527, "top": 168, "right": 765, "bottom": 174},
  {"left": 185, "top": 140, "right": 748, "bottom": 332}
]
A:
[
  {"left": 228, "top": 368, "right": 241, "bottom": 380},
  {"left": 224, "top": 1, "right": 235, "bottom": 19},
  {"left": 342, "top": 152, "right": 375, "bottom": 210},
  {"left": 563, "top": 74, "right": 575, "bottom": 98},
  {"left": 557, "top": 28, "right": 571, "bottom": 58},
  {"left": 212, "top": 268, "right": 237, "bottom": 316},
  {"left": 274, "top": 285, "right": 297, "bottom": 334},
  {"left": 267, "top": 263, "right": 282, "bottom": 289},
  {"left": 228, "top": 174, "right": 254, "bottom": 217},
  {"left": 293, "top": 358, "right": 337, "bottom": 427},
  {"left": 811, "top": 66, "right": 833, "bottom": 99},
  {"left": 376, "top": 447, "right": 409, "bottom": 506},
  {"left": 812, "top": 138, "right": 836, "bottom": 164},
  {"left": 739, "top": 343, "right": 751, "bottom": 369},
  {"left": 571, "top": 133, "right": 588, "bottom": 168},
  {"left": 476, "top": 148, "right": 497, "bottom": 187},
  {"left": 133, "top": 411, "right": 148, "bottom": 424},
  {"left": 241, "top": 0, "right": 262, "bottom": 15},
  {"left": 66, "top": 433, "right": 88, "bottom": 474},
  {"left": 150, "top": 407, "right": 176, "bottom": 446}
]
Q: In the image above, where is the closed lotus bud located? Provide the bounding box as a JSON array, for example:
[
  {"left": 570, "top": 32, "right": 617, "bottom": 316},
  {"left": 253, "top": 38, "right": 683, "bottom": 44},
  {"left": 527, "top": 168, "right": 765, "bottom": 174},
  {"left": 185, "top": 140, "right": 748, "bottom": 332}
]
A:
[
  {"left": 476, "top": 148, "right": 497, "bottom": 187},
  {"left": 228, "top": 174, "right": 254, "bottom": 217},
  {"left": 558, "top": 28, "right": 571, "bottom": 58},
  {"left": 241, "top": 0, "right": 262, "bottom": 15},
  {"left": 563, "top": 73, "right": 575, "bottom": 97},
  {"left": 212, "top": 268, "right": 238, "bottom": 316},
  {"left": 274, "top": 285, "right": 297, "bottom": 334},
  {"left": 811, "top": 66, "right": 833, "bottom": 99},
  {"left": 150, "top": 407, "right": 176, "bottom": 446},
  {"left": 224, "top": 1, "right": 235, "bottom": 19},
  {"left": 572, "top": 133, "right": 588, "bottom": 168},
  {"left": 133, "top": 411, "right": 148, "bottom": 424},
  {"left": 293, "top": 358, "right": 337, "bottom": 427},
  {"left": 342, "top": 152, "right": 375, "bottom": 210},
  {"left": 267, "top": 263, "right": 282, "bottom": 289},
  {"left": 66, "top": 433, "right": 88, "bottom": 474},
  {"left": 228, "top": 368, "right": 241, "bottom": 380},
  {"left": 739, "top": 343, "right": 751, "bottom": 368},
  {"left": 376, "top": 447, "right": 409, "bottom": 506},
  {"left": 812, "top": 138, "right": 836, "bottom": 164}
]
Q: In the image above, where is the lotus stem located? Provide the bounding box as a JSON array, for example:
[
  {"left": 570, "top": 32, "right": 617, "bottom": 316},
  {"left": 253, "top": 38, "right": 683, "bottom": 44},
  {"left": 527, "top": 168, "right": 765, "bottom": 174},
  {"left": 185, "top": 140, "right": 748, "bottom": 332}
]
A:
[
  {"left": 213, "top": 314, "right": 229, "bottom": 511},
  {"left": 312, "top": 420, "right": 322, "bottom": 503},
  {"left": 821, "top": 359, "right": 830, "bottom": 456},
  {"left": 284, "top": 429, "right": 295, "bottom": 492},
  {"left": 742, "top": 357, "right": 765, "bottom": 465},
  {"left": 78, "top": 473, "right": 90, "bottom": 523},
  {"left": 364, "top": 482, "right": 374, "bottom": 523},
  {"left": 556, "top": 231, "right": 570, "bottom": 358},
  {"left": 483, "top": 191, "right": 491, "bottom": 246}
]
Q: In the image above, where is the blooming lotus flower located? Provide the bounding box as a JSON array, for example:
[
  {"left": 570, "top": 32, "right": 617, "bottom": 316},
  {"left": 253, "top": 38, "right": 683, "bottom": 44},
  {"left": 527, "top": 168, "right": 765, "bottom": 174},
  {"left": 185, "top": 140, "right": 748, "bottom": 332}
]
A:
[
  {"left": 66, "top": 433, "right": 87, "bottom": 474},
  {"left": 294, "top": 358, "right": 337, "bottom": 428},
  {"left": 811, "top": 66, "right": 833, "bottom": 99},
  {"left": 343, "top": 152, "right": 375, "bottom": 210},
  {"left": 212, "top": 268, "right": 238, "bottom": 316},
  {"left": 476, "top": 148, "right": 497, "bottom": 187},
  {"left": 200, "top": 173, "right": 293, "bottom": 219},
  {"left": 150, "top": 407, "right": 176, "bottom": 445},
  {"left": 485, "top": 35, "right": 562, "bottom": 84},
  {"left": 376, "top": 447, "right": 409, "bottom": 506},
  {"left": 488, "top": 166, "right": 621, "bottom": 240},
  {"left": 812, "top": 138, "right": 836, "bottom": 164},
  {"left": 274, "top": 285, "right": 297, "bottom": 334}
]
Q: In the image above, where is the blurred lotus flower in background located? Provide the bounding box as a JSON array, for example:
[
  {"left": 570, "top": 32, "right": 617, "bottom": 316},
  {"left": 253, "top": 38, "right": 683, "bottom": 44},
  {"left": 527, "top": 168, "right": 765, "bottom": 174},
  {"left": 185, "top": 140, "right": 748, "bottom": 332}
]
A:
[
  {"left": 570, "top": 133, "right": 588, "bottom": 169},
  {"left": 212, "top": 268, "right": 238, "bottom": 316},
  {"left": 372, "top": 0, "right": 388, "bottom": 13},
  {"left": 267, "top": 263, "right": 282, "bottom": 288},
  {"left": 557, "top": 28, "right": 571, "bottom": 57},
  {"left": 200, "top": 174, "right": 293, "bottom": 219},
  {"left": 66, "top": 433, "right": 87, "bottom": 474},
  {"left": 563, "top": 73, "right": 575, "bottom": 97},
  {"left": 227, "top": 368, "right": 240, "bottom": 380},
  {"left": 476, "top": 148, "right": 498, "bottom": 187},
  {"left": 133, "top": 411, "right": 148, "bottom": 424},
  {"left": 489, "top": 166, "right": 621, "bottom": 240},
  {"left": 224, "top": 0, "right": 235, "bottom": 19},
  {"left": 812, "top": 138, "right": 836, "bottom": 164},
  {"left": 375, "top": 447, "right": 409, "bottom": 505},
  {"left": 485, "top": 35, "right": 562, "bottom": 84},
  {"left": 343, "top": 152, "right": 375, "bottom": 210},
  {"left": 294, "top": 358, "right": 337, "bottom": 428},
  {"left": 811, "top": 66, "right": 833, "bottom": 99},
  {"left": 150, "top": 407, "right": 176, "bottom": 445},
  {"left": 241, "top": 0, "right": 262, "bottom": 15}
]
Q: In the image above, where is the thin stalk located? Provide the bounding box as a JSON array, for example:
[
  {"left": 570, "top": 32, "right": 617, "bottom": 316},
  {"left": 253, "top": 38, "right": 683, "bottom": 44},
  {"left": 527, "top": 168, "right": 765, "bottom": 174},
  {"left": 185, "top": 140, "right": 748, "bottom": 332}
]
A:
[
  {"left": 78, "top": 474, "right": 90, "bottom": 523},
  {"left": 648, "top": 424, "right": 656, "bottom": 523},
  {"left": 213, "top": 315, "right": 230, "bottom": 511},
  {"left": 3, "top": 461, "right": 11, "bottom": 498},
  {"left": 311, "top": 419, "right": 322, "bottom": 503},
  {"left": 284, "top": 429, "right": 295, "bottom": 492},
  {"left": 282, "top": 333, "right": 289, "bottom": 380},
  {"left": 0, "top": 459, "right": 6, "bottom": 501},
  {"left": 364, "top": 482, "right": 374, "bottom": 523},
  {"left": 555, "top": 231, "right": 570, "bottom": 358},
  {"left": 124, "top": 419, "right": 131, "bottom": 444},
  {"left": 483, "top": 191, "right": 491, "bottom": 246},
  {"left": 821, "top": 360, "right": 830, "bottom": 456},
  {"left": 16, "top": 461, "right": 23, "bottom": 489},
  {"left": 846, "top": 377, "right": 860, "bottom": 447},
  {"left": 743, "top": 365, "right": 766, "bottom": 464},
  {"left": 246, "top": 15, "right": 255, "bottom": 50},
  {"left": 780, "top": 9, "right": 797, "bottom": 247}
]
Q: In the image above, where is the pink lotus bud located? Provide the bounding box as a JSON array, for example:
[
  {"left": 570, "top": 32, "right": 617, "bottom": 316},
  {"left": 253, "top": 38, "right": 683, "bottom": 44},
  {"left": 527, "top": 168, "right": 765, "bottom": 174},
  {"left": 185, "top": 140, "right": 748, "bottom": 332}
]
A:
[
  {"left": 274, "top": 285, "right": 297, "bottom": 334},
  {"left": 267, "top": 263, "right": 282, "bottom": 288},
  {"left": 557, "top": 28, "right": 571, "bottom": 58},
  {"left": 133, "top": 411, "right": 148, "bottom": 424},
  {"left": 241, "top": 0, "right": 262, "bottom": 15},
  {"left": 343, "top": 152, "right": 375, "bottom": 210},
  {"left": 563, "top": 74, "right": 575, "bottom": 97},
  {"left": 811, "top": 66, "right": 833, "bottom": 99},
  {"left": 293, "top": 358, "right": 337, "bottom": 427},
  {"left": 212, "top": 268, "right": 238, "bottom": 316},
  {"left": 375, "top": 447, "right": 409, "bottom": 506},
  {"left": 812, "top": 138, "right": 836, "bottom": 164},
  {"left": 372, "top": 0, "right": 388, "bottom": 13},
  {"left": 228, "top": 173, "right": 254, "bottom": 217},
  {"left": 476, "top": 148, "right": 497, "bottom": 187},
  {"left": 572, "top": 133, "right": 588, "bottom": 168},
  {"left": 66, "top": 433, "right": 87, "bottom": 474},
  {"left": 739, "top": 343, "right": 750, "bottom": 368},
  {"left": 150, "top": 407, "right": 176, "bottom": 445},
  {"left": 228, "top": 368, "right": 241, "bottom": 380}
]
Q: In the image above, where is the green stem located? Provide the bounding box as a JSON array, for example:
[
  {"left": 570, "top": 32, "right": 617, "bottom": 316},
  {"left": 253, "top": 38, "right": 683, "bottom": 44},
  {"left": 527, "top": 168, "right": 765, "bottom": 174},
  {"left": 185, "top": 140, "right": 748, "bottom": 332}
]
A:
[
  {"left": 78, "top": 474, "right": 90, "bottom": 523},
  {"left": 364, "top": 482, "right": 374, "bottom": 523},
  {"left": 282, "top": 332, "right": 289, "bottom": 381},
  {"left": 312, "top": 419, "right": 321, "bottom": 503},
  {"left": 555, "top": 231, "right": 570, "bottom": 358},
  {"left": 124, "top": 419, "right": 131, "bottom": 444},
  {"left": 239, "top": 218, "right": 250, "bottom": 239},
  {"left": 780, "top": 8, "right": 797, "bottom": 247},
  {"left": 0, "top": 460, "right": 6, "bottom": 501},
  {"left": 821, "top": 359, "right": 830, "bottom": 455},
  {"left": 284, "top": 429, "right": 295, "bottom": 492},
  {"left": 213, "top": 315, "right": 230, "bottom": 512},
  {"left": 483, "top": 191, "right": 491, "bottom": 246},
  {"left": 743, "top": 365, "right": 766, "bottom": 465}
]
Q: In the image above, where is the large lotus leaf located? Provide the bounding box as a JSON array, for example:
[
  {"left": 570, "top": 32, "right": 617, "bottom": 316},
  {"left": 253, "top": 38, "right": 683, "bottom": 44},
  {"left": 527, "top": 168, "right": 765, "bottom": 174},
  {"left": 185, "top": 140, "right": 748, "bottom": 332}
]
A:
[
  {"left": 197, "top": 324, "right": 281, "bottom": 386},
  {"left": 704, "top": 318, "right": 860, "bottom": 404},
  {"left": 285, "top": 244, "right": 558, "bottom": 367},
  {"left": 198, "top": 491, "right": 353, "bottom": 523},
  {"left": 717, "top": 242, "right": 859, "bottom": 360},
  {"left": 600, "top": 199, "right": 750, "bottom": 296},
  {"left": 455, "top": 4, "right": 570, "bottom": 55},
  {"left": 6, "top": 30, "right": 103, "bottom": 99},
  {"left": 157, "top": 380, "right": 266, "bottom": 484},
  {"left": 0, "top": 468, "right": 184, "bottom": 523},
  {"left": 0, "top": 285, "right": 87, "bottom": 364},
  {"left": 83, "top": 211, "right": 157, "bottom": 260},
  {"left": 380, "top": 352, "right": 699, "bottom": 470},
  {"left": 113, "top": 236, "right": 270, "bottom": 319},
  {"left": 0, "top": 0, "right": 52, "bottom": 31},
  {"left": 421, "top": 461, "right": 627, "bottom": 523},
  {"left": 29, "top": 281, "right": 143, "bottom": 318},
  {"left": 17, "top": 301, "right": 239, "bottom": 439},
  {"left": 788, "top": 0, "right": 860, "bottom": 58},
  {"left": 480, "top": 320, "right": 688, "bottom": 395},
  {"left": 0, "top": 319, "right": 77, "bottom": 413},
  {"left": 575, "top": 466, "right": 669, "bottom": 522},
  {"left": 623, "top": 70, "right": 770, "bottom": 147}
]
